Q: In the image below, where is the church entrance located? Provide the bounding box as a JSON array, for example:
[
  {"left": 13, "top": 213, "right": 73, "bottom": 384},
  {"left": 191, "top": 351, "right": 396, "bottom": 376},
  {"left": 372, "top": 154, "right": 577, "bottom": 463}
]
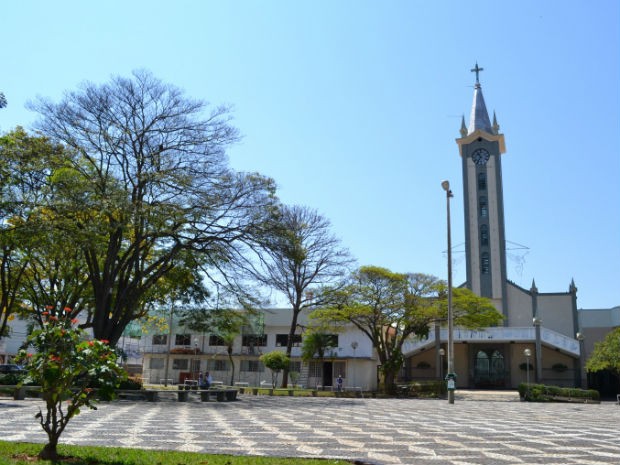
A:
[{"left": 472, "top": 347, "right": 508, "bottom": 388}]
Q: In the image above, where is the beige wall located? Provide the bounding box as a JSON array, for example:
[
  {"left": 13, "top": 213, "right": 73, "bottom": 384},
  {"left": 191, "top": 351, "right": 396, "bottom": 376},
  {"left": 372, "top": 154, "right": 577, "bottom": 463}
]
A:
[
  {"left": 538, "top": 294, "right": 575, "bottom": 338},
  {"left": 506, "top": 283, "right": 533, "bottom": 327}
]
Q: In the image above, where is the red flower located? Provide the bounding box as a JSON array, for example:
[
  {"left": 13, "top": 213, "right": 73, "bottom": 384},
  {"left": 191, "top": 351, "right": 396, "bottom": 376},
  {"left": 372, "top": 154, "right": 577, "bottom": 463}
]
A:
[
  {"left": 42, "top": 311, "right": 49, "bottom": 316},
  {"left": 88, "top": 341, "right": 94, "bottom": 347},
  {"left": 45, "top": 305, "right": 53, "bottom": 310},
  {"left": 64, "top": 307, "right": 72, "bottom": 313},
  {"left": 100, "top": 339, "right": 109, "bottom": 344},
  {"left": 71, "top": 318, "right": 78, "bottom": 325}
]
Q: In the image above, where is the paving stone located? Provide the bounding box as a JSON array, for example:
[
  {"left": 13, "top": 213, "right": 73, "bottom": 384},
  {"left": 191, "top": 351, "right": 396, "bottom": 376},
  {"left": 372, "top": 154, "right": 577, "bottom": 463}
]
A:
[{"left": 0, "top": 394, "right": 618, "bottom": 464}]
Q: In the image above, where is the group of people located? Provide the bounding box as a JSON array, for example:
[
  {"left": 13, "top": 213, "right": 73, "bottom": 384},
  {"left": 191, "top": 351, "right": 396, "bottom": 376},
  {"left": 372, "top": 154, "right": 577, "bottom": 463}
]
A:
[{"left": 198, "top": 371, "right": 212, "bottom": 389}]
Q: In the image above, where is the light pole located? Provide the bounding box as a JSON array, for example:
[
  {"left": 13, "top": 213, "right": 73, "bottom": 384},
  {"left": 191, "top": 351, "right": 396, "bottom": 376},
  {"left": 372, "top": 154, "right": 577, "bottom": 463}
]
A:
[
  {"left": 441, "top": 180, "right": 455, "bottom": 404},
  {"left": 439, "top": 348, "right": 445, "bottom": 382},
  {"left": 351, "top": 341, "right": 358, "bottom": 388},
  {"left": 194, "top": 339, "right": 199, "bottom": 381},
  {"left": 533, "top": 317, "right": 542, "bottom": 383},
  {"left": 576, "top": 332, "right": 585, "bottom": 388},
  {"left": 524, "top": 348, "right": 532, "bottom": 386}
]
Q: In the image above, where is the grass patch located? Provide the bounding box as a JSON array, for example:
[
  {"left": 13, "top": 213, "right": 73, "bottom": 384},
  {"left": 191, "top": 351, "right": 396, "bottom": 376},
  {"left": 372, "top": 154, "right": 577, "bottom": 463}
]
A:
[{"left": 0, "top": 441, "right": 352, "bottom": 465}]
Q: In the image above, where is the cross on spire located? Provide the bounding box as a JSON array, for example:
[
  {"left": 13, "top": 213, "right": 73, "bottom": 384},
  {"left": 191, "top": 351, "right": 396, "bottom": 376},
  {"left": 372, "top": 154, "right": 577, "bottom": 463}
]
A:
[{"left": 471, "top": 62, "right": 484, "bottom": 84}]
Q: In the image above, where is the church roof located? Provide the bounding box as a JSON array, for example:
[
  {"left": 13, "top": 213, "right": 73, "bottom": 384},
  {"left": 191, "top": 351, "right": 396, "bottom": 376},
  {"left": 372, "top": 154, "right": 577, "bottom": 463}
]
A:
[{"left": 468, "top": 83, "right": 493, "bottom": 135}]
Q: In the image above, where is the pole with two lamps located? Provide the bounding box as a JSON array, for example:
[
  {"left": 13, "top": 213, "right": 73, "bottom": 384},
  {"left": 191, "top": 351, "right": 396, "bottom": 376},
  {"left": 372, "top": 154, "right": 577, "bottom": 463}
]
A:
[{"left": 441, "top": 180, "right": 456, "bottom": 404}]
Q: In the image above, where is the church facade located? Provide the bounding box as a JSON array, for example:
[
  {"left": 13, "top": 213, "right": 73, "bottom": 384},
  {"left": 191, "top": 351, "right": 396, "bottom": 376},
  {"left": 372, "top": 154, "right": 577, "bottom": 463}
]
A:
[{"left": 403, "top": 66, "right": 584, "bottom": 389}]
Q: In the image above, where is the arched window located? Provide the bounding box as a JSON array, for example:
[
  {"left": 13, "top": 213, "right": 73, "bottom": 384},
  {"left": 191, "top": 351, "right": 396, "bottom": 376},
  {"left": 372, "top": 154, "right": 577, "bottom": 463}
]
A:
[
  {"left": 480, "top": 224, "right": 489, "bottom": 246},
  {"left": 479, "top": 196, "right": 488, "bottom": 217},
  {"left": 481, "top": 252, "right": 490, "bottom": 274},
  {"left": 478, "top": 173, "right": 487, "bottom": 190}
]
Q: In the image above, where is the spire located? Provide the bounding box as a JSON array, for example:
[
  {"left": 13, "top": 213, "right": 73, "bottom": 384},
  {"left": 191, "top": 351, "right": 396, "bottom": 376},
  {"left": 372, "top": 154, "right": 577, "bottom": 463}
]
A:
[
  {"left": 460, "top": 115, "right": 468, "bottom": 137},
  {"left": 569, "top": 278, "right": 577, "bottom": 294},
  {"left": 492, "top": 111, "right": 500, "bottom": 135},
  {"left": 530, "top": 279, "right": 538, "bottom": 293},
  {"left": 467, "top": 62, "right": 492, "bottom": 135}
]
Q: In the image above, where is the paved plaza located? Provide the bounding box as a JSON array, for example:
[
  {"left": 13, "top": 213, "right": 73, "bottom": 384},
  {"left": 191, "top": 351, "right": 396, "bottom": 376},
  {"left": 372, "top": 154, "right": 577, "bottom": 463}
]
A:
[{"left": 0, "top": 391, "right": 619, "bottom": 465}]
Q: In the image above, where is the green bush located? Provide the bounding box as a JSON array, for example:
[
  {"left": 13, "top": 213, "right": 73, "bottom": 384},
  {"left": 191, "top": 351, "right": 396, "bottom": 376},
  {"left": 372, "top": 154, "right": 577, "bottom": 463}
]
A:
[
  {"left": 518, "top": 383, "right": 599, "bottom": 402},
  {"left": 0, "top": 373, "right": 26, "bottom": 385},
  {"left": 397, "top": 380, "right": 445, "bottom": 398}
]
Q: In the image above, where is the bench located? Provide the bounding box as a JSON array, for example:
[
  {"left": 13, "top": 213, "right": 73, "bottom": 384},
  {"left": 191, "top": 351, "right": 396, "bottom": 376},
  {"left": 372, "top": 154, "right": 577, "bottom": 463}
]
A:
[
  {"left": 138, "top": 387, "right": 238, "bottom": 402},
  {"left": 345, "top": 386, "right": 364, "bottom": 398}
]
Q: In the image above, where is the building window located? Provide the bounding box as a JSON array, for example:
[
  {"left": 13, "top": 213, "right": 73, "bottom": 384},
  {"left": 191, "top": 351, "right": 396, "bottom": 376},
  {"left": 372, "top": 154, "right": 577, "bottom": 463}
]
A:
[
  {"left": 327, "top": 334, "right": 339, "bottom": 347},
  {"left": 480, "top": 224, "right": 489, "bottom": 246},
  {"left": 289, "top": 361, "right": 301, "bottom": 373},
  {"left": 481, "top": 252, "right": 490, "bottom": 274},
  {"left": 149, "top": 358, "right": 164, "bottom": 369},
  {"left": 309, "top": 361, "right": 322, "bottom": 378},
  {"left": 242, "top": 334, "right": 267, "bottom": 347},
  {"left": 209, "top": 335, "right": 225, "bottom": 346},
  {"left": 276, "top": 334, "right": 302, "bottom": 347},
  {"left": 478, "top": 173, "right": 486, "bottom": 190},
  {"left": 240, "top": 360, "right": 265, "bottom": 372},
  {"left": 152, "top": 334, "right": 167, "bottom": 345},
  {"left": 172, "top": 359, "right": 189, "bottom": 370},
  {"left": 479, "top": 197, "right": 488, "bottom": 217},
  {"left": 208, "top": 359, "right": 228, "bottom": 371},
  {"left": 175, "top": 334, "right": 191, "bottom": 346}
]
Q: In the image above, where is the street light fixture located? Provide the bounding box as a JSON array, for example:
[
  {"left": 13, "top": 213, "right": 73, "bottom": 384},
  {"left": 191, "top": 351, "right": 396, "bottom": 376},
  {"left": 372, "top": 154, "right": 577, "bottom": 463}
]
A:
[
  {"left": 441, "top": 180, "right": 455, "bottom": 404},
  {"left": 523, "top": 348, "right": 532, "bottom": 386}
]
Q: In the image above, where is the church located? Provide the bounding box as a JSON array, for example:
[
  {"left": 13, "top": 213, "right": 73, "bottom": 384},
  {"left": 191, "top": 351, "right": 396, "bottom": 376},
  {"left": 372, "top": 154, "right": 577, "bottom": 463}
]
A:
[{"left": 403, "top": 65, "right": 584, "bottom": 390}]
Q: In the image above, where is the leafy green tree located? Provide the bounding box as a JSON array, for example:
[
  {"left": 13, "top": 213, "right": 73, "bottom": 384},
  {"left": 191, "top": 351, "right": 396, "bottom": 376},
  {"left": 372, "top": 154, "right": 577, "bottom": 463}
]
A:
[
  {"left": 586, "top": 327, "right": 620, "bottom": 390},
  {"left": 260, "top": 351, "right": 290, "bottom": 388},
  {"left": 248, "top": 205, "right": 352, "bottom": 387},
  {"left": 180, "top": 301, "right": 249, "bottom": 386},
  {"left": 16, "top": 306, "right": 125, "bottom": 461},
  {"left": 0, "top": 128, "right": 73, "bottom": 337},
  {"left": 27, "top": 70, "right": 277, "bottom": 345},
  {"left": 301, "top": 331, "right": 338, "bottom": 362},
  {"left": 311, "top": 266, "right": 502, "bottom": 393}
]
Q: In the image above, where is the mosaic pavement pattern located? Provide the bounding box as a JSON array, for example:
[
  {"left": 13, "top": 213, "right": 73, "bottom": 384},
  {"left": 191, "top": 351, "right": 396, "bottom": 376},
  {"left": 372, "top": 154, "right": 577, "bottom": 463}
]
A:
[{"left": 1, "top": 393, "right": 619, "bottom": 465}]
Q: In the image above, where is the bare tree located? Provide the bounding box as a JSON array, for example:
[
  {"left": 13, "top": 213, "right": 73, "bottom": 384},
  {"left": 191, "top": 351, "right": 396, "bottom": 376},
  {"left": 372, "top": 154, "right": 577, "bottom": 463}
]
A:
[
  {"left": 27, "top": 70, "right": 277, "bottom": 345},
  {"left": 249, "top": 205, "right": 353, "bottom": 387}
]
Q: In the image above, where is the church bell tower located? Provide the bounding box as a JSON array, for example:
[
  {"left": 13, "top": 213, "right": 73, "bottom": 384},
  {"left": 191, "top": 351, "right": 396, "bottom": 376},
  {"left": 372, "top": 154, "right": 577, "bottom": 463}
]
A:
[{"left": 455, "top": 64, "right": 508, "bottom": 315}]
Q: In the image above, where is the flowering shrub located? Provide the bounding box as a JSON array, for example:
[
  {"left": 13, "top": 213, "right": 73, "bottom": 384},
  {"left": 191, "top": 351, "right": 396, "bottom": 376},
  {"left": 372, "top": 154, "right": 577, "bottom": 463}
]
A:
[{"left": 16, "top": 306, "right": 126, "bottom": 460}]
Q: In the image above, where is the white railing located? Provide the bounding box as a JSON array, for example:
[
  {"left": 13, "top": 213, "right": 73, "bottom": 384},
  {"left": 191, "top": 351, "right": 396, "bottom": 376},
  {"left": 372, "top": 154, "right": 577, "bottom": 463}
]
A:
[{"left": 402, "top": 326, "right": 580, "bottom": 356}]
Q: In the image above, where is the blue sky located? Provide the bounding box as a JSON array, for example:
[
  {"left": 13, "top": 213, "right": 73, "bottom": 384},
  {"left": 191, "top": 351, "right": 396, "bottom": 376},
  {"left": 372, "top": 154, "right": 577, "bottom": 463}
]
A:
[{"left": 1, "top": 1, "right": 618, "bottom": 310}]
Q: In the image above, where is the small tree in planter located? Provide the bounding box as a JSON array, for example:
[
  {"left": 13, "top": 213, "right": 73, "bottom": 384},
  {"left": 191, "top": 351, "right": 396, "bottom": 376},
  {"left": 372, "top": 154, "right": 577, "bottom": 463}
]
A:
[
  {"left": 16, "top": 307, "right": 125, "bottom": 460},
  {"left": 260, "top": 351, "right": 290, "bottom": 389}
]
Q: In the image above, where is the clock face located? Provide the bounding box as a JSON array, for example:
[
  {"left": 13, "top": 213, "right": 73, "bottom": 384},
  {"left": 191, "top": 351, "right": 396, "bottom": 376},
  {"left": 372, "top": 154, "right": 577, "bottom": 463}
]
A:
[{"left": 472, "top": 148, "right": 490, "bottom": 165}]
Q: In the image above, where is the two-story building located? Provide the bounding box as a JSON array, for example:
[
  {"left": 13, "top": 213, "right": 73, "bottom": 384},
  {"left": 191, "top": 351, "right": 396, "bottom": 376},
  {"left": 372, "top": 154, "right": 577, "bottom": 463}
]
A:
[{"left": 140, "top": 308, "right": 378, "bottom": 389}]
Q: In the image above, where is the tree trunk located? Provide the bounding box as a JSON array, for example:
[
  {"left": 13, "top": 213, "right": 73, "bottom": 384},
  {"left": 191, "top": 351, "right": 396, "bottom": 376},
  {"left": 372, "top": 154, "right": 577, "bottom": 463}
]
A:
[
  {"left": 39, "top": 440, "right": 59, "bottom": 461},
  {"left": 228, "top": 347, "right": 235, "bottom": 386},
  {"left": 383, "top": 368, "right": 398, "bottom": 394},
  {"left": 281, "top": 306, "right": 301, "bottom": 388}
]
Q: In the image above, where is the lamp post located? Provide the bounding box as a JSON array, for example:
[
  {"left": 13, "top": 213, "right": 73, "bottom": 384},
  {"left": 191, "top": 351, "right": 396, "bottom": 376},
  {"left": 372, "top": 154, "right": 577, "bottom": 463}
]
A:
[
  {"left": 351, "top": 341, "right": 358, "bottom": 388},
  {"left": 441, "top": 180, "right": 455, "bottom": 404},
  {"left": 194, "top": 339, "right": 199, "bottom": 381},
  {"left": 533, "top": 317, "right": 542, "bottom": 383},
  {"left": 576, "top": 332, "right": 585, "bottom": 388},
  {"left": 439, "top": 348, "right": 445, "bottom": 382},
  {"left": 524, "top": 348, "right": 532, "bottom": 386}
]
